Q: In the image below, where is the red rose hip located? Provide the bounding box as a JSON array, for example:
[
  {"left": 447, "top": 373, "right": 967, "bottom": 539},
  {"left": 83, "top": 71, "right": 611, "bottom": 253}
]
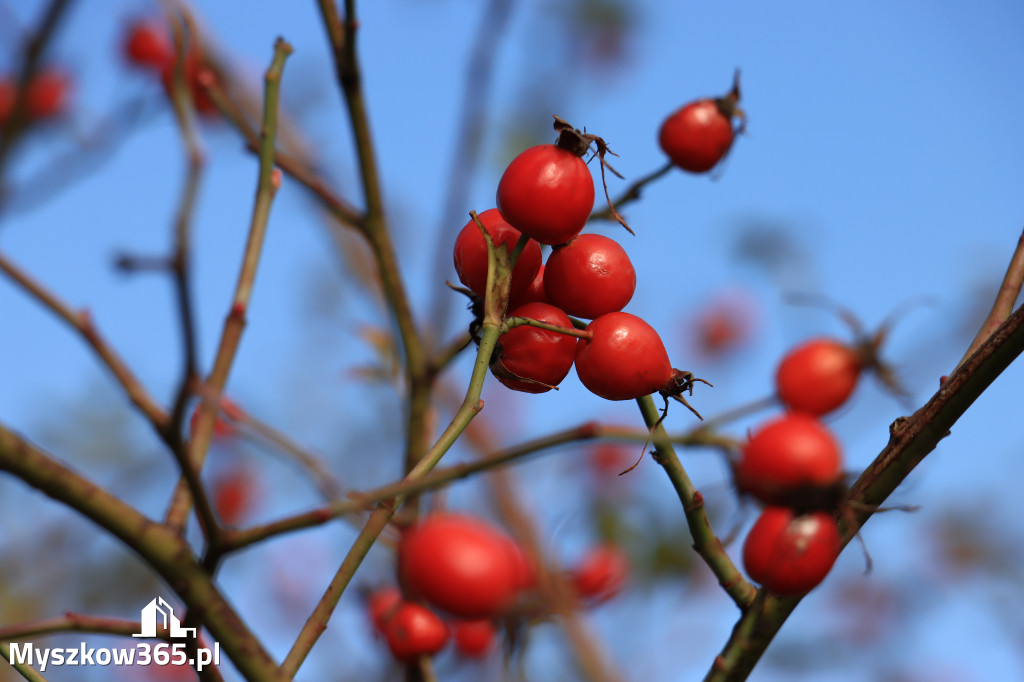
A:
[
  {"left": 453, "top": 208, "right": 542, "bottom": 303},
  {"left": 574, "top": 312, "right": 675, "bottom": 401},
  {"left": 492, "top": 302, "right": 577, "bottom": 394},
  {"left": 735, "top": 413, "right": 844, "bottom": 508},
  {"left": 777, "top": 338, "right": 862, "bottom": 416},
  {"left": 497, "top": 137, "right": 595, "bottom": 246},
  {"left": 399, "top": 514, "right": 520, "bottom": 618},
  {"left": 543, "top": 233, "right": 636, "bottom": 319},
  {"left": 742, "top": 506, "right": 841, "bottom": 596},
  {"left": 659, "top": 72, "right": 743, "bottom": 173}
]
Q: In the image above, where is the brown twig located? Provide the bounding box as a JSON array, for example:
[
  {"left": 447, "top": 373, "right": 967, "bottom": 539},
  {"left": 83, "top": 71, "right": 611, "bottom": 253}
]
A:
[
  {"left": 164, "top": 38, "right": 293, "bottom": 533},
  {"left": 221, "top": 421, "right": 604, "bottom": 551},
  {"left": 956, "top": 226, "right": 1024, "bottom": 369},
  {"left": 0, "top": 423, "right": 286, "bottom": 681},
  {"left": 588, "top": 161, "right": 673, "bottom": 223}
]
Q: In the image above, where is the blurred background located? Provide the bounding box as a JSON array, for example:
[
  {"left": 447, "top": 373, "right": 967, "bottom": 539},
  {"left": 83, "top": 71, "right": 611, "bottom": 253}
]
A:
[{"left": 1, "top": 0, "right": 1023, "bottom": 680}]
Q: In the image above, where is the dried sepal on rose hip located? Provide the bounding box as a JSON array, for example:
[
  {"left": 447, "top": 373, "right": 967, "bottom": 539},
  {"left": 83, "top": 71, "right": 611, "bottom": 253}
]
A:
[{"left": 659, "top": 70, "right": 745, "bottom": 174}]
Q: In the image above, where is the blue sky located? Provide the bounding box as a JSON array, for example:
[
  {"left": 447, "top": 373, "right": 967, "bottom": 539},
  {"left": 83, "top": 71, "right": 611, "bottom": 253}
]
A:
[{"left": 2, "top": 1, "right": 1024, "bottom": 680}]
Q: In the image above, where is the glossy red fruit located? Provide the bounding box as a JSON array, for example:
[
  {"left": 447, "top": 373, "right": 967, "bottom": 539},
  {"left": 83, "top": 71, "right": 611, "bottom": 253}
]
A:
[
  {"left": 382, "top": 603, "right": 450, "bottom": 661},
  {"left": 508, "top": 264, "right": 549, "bottom": 309},
  {"left": 497, "top": 144, "right": 594, "bottom": 245},
  {"left": 492, "top": 302, "right": 577, "bottom": 394},
  {"left": 399, "top": 514, "right": 520, "bottom": 618},
  {"left": 452, "top": 619, "right": 496, "bottom": 658},
  {"left": 571, "top": 544, "right": 629, "bottom": 603},
  {"left": 160, "top": 50, "right": 217, "bottom": 115},
  {"left": 575, "top": 312, "right": 675, "bottom": 401},
  {"left": 777, "top": 338, "right": 862, "bottom": 416},
  {"left": 25, "top": 70, "right": 69, "bottom": 120},
  {"left": 543, "top": 234, "right": 636, "bottom": 319},
  {"left": 735, "top": 413, "right": 843, "bottom": 507},
  {"left": 659, "top": 74, "right": 743, "bottom": 173},
  {"left": 124, "top": 20, "right": 174, "bottom": 71},
  {"left": 742, "top": 506, "right": 841, "bottom": 596},
  {"left": 453, "top": 209, "right": 543, "bottom": 302}
]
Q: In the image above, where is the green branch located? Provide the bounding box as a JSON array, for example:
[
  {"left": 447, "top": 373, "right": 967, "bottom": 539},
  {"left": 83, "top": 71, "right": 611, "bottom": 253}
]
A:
[
  {"left": 636, "top": 394, "right": 757, "bottom": 609},
  {"left": 165, "top": 38, "right": 293, "bottom": 533}
]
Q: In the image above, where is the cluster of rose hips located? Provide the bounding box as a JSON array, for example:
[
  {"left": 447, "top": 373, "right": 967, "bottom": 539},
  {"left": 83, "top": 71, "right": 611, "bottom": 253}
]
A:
[
  {"left": 368, "top": 514, "right": 629, "bottom": 662},
  {"left": 1, "top": 18, "right": 219, "bottom": 132},
  {"left": 0, "top": 70, "right": 69, "bottom": 127},
  {"left": 123, "top": 18, "right": 217, "bottom": 115},
  {"left": 734, "top": 337, "right": 875, "bottom": 595},
  {"left": 453, "top": 98, "right": 746, "bottom": 405}
]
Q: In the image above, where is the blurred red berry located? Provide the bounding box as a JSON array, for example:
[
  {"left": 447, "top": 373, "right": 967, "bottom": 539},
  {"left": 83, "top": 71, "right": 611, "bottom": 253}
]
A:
[
  {"left": 212, "top": 469, "right": 254, "bottom": 526},
  {"left": 124, "top": 20, "right": 174, "bottom": 71},
  {"left": 368, "top": 587, "right": 402, "bottom": 633},
  {"left": 452, "top": 619, "right": 496, "bottom": 658},
  {"left": 25, "top": 70, "right": 70, "bottom": 120},
  {"left": 776, "top": 338, "right": 862, "bottom": 416},
  {"left": 570, "top": 544, "right": 630, "bottom": 603},
  {"left": 383, "top": 603, "right": 449, "bottom": 662}
]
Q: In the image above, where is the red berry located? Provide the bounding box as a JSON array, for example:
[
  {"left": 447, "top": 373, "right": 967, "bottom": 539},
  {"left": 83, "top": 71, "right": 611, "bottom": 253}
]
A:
[
  {"left": 160, "top": 50, "right": 217, "bottom": 115},
  {"left": 507, "top": 264, "right": 549, "bottom": 309},
  {"left": 382, "top": 603, "right": 449, "bottom": 661},
  {"left": 659, "top": 75, "right": 743, "bottom": 173},
  {"left": 398, "top": 514, "right": 520, "bottom": 618},
  {"left": 742, "top": 507, "right": 841, "bottom": 596},
  {"left": 368, "top": 587, "right": 403, "bottom": 633},
  {"left": 543, "top": 233, "right": 636, "bottom": 319},
  {"left": 453, "top": 209, "right": 542, "bottom": 302},
  {"left": 570, "top": 544, "right": 629, "bottom": 603},
  {"left": 451, "top": 619, "right": 496, "bottom": 658},
  {"left": 497, "top": 144, "right": 594, "bottom": 245},
  {"left": 574, "top": 312, "right": 674, "bottom": 401},
  {"left": 777, "top": 338, "right": 862, "bottom": 416},
  {"left": 735, "top": 413, "right": 843, "bottom": 508},
  {"left": 124, "top": 20, "right": 174, "bottom": 71},
  {"left": 26, "top": 70, "right": 69, "bottom": 120},
  {"left": 491, "top": 302, "right": 577, "bottom": 394},
  {"left": 212, "top": 469, "right": 254, "bottom": 526}
]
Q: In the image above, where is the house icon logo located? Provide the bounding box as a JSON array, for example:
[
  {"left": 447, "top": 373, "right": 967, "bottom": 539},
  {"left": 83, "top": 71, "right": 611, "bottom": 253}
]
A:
[{"left": 132, "top": 597, "right": 197, "bottom": 639}]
